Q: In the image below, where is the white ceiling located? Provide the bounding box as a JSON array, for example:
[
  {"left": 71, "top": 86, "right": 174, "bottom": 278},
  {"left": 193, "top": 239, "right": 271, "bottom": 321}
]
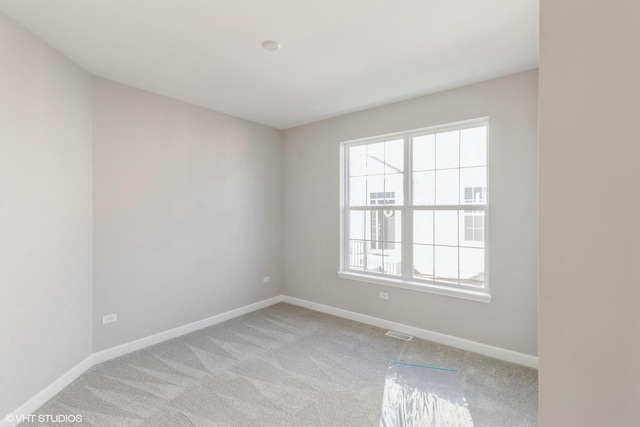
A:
[{"left": 0, "top": 0, "right": 538, "bottom": 129}]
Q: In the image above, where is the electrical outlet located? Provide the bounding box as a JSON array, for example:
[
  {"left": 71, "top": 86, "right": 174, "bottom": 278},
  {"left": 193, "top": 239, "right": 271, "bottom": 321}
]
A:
[
  {"left": 379, "top": 292, "right": 389, "bottom": 300},
  {"left": 263, "top": 276, "right": 271, "bottom": 284},
  {"left": 102, "top": 313, "right": 117, "bottom": 325}
]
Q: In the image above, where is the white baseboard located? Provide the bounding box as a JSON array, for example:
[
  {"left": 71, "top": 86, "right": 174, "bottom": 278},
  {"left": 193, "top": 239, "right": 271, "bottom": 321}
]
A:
[
  {"left": 1, "top": 295, "right": 284, "bottom": 426},
  {"left": 282, "top": 295, "right": 538, "bottom": 369},
  {"left": 3, "top": 293, "right": 536, "bottom": 426},
  {"left": 1, "top": 355, "right": 94, "bottom": 427},
  {"left": 93, "top": 295, "right": 284, "bottom": 364}
]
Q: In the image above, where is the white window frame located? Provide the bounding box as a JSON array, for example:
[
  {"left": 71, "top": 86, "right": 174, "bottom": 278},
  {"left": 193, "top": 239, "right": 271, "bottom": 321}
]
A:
[{"left": 338, "top": 118, "right": 491, "bottom": 303}]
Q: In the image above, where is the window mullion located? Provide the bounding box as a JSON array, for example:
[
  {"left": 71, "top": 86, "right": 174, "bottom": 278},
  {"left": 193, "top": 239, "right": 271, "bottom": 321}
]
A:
[
  {"left": 401, "top": 136, "right": 413, "bottom": 279},
  {"left": 342, "top": 147, "right": 349, "bottom": 271}
]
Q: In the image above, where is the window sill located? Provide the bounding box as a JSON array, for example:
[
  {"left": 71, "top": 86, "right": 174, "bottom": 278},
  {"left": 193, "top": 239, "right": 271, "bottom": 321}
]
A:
[{"left": 337, "top": 271, "right": 492, "bottom": 303}]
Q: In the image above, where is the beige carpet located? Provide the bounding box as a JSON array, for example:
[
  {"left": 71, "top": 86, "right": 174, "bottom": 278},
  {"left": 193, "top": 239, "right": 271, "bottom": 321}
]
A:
[{"left": 20, "top": 303, "right": 537, "bottom": 426}]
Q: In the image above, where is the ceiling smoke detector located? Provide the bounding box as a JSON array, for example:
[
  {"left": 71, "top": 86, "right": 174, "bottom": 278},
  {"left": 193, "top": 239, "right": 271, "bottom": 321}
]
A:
[{"left": 261, "top": 40, "right": 281, "bottom": 52}]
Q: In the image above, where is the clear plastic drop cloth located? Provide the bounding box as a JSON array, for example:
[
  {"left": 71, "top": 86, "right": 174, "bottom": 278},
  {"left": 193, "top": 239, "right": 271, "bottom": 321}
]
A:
[{"left": 379, "top": 362, "right": 474, "bottom": 427}]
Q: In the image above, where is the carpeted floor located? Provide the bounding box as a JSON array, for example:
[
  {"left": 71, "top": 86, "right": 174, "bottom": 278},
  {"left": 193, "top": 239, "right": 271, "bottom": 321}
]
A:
[{"left": 20, "top": 303, "right": 537, "bottom": 426}]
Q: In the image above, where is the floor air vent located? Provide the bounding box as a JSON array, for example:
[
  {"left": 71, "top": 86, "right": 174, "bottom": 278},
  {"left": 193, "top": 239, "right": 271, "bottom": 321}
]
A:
[{"left": 385, "top": 331, "right": 413, "bottom": 341}]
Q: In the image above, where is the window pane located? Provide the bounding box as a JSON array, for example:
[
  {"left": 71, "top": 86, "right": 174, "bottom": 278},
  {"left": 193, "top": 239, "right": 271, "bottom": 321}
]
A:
[
  {"left": 349, "top": 176, "right": 366, "bottom": 206},
  {"left": 384, "top": 173, "right": 403, "bottom": 205},
  {"left": 413, "top": 134, "right": 435, "bottom": 171},
  {"left": 464, "top": 228, "right": 474, "bottom": 241},
  {"left": 435, "top": 210, "right": 458, "bottom": 246},
  {"left": 435, "top": 169, "right": 459, "bottom": 205},
  {"left": 413, "top": 211, "right": 433, "bottom": 244},
  {"left": 464, "top": 216, "right": 473, "bottom": 227},
  {"left": 349, "top": 145, "right": 367, "bottom": 176},
  {"left": 349, "top": 240, "right": 366, "bottom": 269},
  {"left": 460, "top": 247, "right": 484, "bottom": 286},
  {"left": 382, "top": 242, "right": 402, "bottom": 276},
  {"left": 435, "top": 246, "right": 458, "bottom": 284},
  {"left": 367, "top": 211, "right": 379, "bottom": 246},
  {"left": 413, "top": 171, "right": 435, "bottom": 205},
  {"left": 460, "top": 127, "right": 487, "bottom": 167},
  {"left": 385, "top": 139, "right": 404, "bottom": 173},
  {"left": 435, "top": 131, "right": 459, "bottom": 169},
  {"left": 349, "top": 211, "right": 365, "bottom": 240},
  {"left": 413, "top": 244, "right": 434, "bottom": 280},
  {"left": 367, "top": 142, "right": 385, "bottom": 175},
  {"left": 460, "top": 167, "right": 486, "bottom": 205},
  {"left": 363, "top": 240, "right": 400, "bottom": 274},
  {"left": 366, "top": 209, "right": 401, "bottom": 249},
  {"left": 364, "top": 241, "right": 380, "bottom": 272},
  {"left": 367, "top": 175, "right": 384, "bottom": 205}
]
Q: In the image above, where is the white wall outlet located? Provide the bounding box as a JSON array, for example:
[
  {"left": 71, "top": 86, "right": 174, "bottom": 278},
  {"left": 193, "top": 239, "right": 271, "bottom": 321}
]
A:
[
  {"left": 379, "top": 292, "right": 389, "bottom": 300},
  {"left": 263, "top": 276, "right": 271, "bottom": 284},
  {"left": 102, "top": 313, "right": 117, "bottom": 325}
]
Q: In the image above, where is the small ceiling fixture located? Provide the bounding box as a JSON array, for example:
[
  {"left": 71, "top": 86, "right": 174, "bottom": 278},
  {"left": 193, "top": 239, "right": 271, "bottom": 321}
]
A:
[{"left": 261, "top": 40, "right": 281, "bottom": 52}]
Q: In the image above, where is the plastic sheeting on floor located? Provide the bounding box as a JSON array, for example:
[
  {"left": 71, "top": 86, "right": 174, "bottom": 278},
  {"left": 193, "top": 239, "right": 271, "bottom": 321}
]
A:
[{"left": 379, "top": 361, "right": 474, "bottom": 427}]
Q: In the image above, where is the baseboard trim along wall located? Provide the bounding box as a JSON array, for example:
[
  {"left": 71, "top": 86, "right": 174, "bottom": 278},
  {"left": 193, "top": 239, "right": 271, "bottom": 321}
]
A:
[
  {"left": 282, "top": 295, "right": 539, "bottom": 369},
  {"left": 1, "top": 296, "right": 284, "bottom": 427},
  {"left": 92, "top": 295, "right": 284, "bottom": 364},
  {"left": 1, "top": 355, "right": 94, "bottom": 427},
  {"left": 2, "top": 293, "right": 537, "bottom": 426}
]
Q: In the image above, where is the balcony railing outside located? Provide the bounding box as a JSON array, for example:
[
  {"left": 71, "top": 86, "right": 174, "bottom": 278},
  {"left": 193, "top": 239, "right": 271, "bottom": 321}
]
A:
[{"left": 349, "top": 240, "right": 400, "bottom": 276}]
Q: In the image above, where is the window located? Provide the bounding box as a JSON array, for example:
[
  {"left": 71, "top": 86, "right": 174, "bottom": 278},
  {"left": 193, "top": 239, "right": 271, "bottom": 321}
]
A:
[
  {"left": 464, "top": 187, "right": 484, "bottom": 203},
  {"left": 463, "top": 211, "right": 484, "bottom": 243},
  {"left": 340, "top": 119, "right": 490, "bottom": 302}
]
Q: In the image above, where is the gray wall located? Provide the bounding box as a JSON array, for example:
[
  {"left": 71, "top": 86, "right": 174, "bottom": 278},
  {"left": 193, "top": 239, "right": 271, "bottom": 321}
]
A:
[
  {"left": 0, "top": 12, "right": 93, "bottom": 417},
  {"left": 283, "top": 70, "right": 538, "bottom": 356},
  {"left": 539, "top": 1, "right": 640, "bottom": 425},
  {"left": 1, "top": 8, "right": 541, "bottom": 418},
  {"left": 92, "top": 78, "right": 283, "bottom": 351}
]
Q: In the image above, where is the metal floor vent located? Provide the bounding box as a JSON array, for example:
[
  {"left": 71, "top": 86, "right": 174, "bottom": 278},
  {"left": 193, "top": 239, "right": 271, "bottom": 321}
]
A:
[{"left": 385, "top": 331, "right": 413, "bottom": 341}]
